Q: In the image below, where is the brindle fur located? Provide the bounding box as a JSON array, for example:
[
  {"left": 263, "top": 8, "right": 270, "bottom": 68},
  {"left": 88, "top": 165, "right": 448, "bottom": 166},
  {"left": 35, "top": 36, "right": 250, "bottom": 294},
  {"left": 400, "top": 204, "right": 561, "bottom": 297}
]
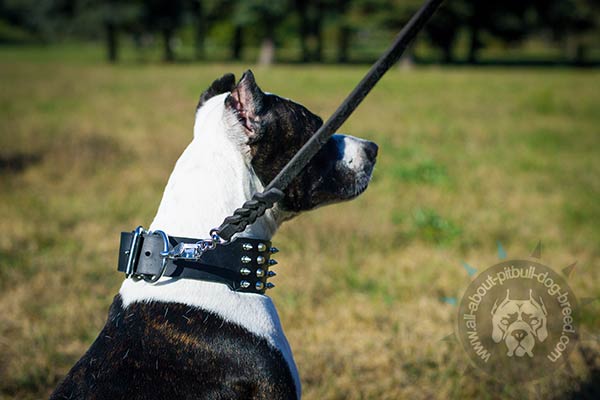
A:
[{"left": 51, "top": 296, "right": 296, "bottom": 400}]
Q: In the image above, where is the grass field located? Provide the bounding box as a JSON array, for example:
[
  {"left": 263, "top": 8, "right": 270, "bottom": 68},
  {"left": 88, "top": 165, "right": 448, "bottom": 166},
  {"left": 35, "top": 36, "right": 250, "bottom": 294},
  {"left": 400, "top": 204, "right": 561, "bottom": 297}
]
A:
[{"left": 0, "top": 48, "right": 599, "bottom": 399}]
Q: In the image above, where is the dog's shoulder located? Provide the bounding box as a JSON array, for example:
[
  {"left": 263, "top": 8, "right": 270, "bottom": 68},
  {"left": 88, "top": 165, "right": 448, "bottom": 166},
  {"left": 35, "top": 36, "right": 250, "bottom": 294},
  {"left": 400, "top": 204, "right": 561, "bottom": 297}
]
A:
[{"left": 51, "top": 295, "right": 297, "bottom": 400}]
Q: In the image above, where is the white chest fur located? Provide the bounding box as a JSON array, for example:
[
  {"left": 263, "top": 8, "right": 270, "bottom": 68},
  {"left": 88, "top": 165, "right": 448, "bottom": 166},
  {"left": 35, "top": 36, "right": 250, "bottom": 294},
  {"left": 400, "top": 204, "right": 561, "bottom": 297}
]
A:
[{"left": 118, "top": 94, "right": 300, "bottom": 398}]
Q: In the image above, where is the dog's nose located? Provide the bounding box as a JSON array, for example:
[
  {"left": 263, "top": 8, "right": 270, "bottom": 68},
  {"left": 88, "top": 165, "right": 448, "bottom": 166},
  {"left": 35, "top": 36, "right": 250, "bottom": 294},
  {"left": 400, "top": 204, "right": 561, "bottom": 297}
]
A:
[
  {"left": 363, "top": 141, "right": 378, "bottom": 162},
  {"left": 511, "top": 329, "right": 527, "bottom": 342}
]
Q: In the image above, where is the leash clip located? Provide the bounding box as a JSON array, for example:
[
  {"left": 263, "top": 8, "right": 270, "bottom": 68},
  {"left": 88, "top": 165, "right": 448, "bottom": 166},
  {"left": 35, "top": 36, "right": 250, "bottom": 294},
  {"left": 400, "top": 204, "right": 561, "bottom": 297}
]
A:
[{"left": 160, "top": 237, "right": 217, "bottom": 261}]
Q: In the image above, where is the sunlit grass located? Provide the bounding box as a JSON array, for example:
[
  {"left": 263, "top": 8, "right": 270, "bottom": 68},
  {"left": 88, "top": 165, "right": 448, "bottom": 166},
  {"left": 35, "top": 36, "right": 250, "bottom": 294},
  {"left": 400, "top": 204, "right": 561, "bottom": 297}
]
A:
[{"left": 1, "top": 49, "right": 599, "bottom": 399}]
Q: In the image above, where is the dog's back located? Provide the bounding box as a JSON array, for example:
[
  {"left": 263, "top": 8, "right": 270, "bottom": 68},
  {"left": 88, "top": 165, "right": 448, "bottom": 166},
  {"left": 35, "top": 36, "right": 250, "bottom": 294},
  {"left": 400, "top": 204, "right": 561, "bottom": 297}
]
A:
[{"left": 51, "top": 296, "right": 296, "bottom": 400}]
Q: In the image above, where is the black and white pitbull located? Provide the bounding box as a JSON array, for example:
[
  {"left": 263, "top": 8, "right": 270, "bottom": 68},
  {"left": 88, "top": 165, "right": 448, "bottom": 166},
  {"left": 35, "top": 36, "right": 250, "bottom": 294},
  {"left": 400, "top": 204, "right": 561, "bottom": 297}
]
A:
[{"left": 51, "top": 71, "right": 377, "bottom": 400}]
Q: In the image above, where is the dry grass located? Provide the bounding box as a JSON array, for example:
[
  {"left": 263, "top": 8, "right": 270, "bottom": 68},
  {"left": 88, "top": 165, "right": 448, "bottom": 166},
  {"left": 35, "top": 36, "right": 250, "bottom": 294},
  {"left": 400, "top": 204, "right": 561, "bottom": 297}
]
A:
[{"left": 0, "top": 50, "right": 599, "bottom": 399}]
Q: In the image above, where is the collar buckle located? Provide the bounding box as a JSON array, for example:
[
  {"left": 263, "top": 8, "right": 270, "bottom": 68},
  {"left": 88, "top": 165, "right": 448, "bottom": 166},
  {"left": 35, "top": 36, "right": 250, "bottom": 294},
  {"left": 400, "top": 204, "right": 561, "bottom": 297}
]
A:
[{"left": 124, "top": 226, "right": 169, "bottom": 284}]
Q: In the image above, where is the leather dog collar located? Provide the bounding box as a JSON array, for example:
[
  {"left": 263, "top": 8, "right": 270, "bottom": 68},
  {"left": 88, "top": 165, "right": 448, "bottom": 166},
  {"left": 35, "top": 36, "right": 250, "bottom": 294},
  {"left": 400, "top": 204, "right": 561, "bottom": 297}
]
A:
[{"left": 117, "top": 228, "right": 277, "bottom": 294}]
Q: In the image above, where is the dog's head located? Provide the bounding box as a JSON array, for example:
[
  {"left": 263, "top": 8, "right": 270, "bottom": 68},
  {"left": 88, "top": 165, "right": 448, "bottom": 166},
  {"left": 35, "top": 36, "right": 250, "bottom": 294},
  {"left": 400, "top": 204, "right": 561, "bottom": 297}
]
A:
[
  {"left": 490, "top": 289, "right": 548, "bottom": 357},
  {"left": 196, "top": 71, "right": 378, "bottom": 218}
]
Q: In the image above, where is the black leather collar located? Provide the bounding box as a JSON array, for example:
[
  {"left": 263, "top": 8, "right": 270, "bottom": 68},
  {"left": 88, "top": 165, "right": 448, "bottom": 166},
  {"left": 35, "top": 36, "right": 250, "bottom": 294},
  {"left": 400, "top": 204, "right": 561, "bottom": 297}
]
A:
[{"left": 117, "top": 230, "right": 277, "bottom": 294}]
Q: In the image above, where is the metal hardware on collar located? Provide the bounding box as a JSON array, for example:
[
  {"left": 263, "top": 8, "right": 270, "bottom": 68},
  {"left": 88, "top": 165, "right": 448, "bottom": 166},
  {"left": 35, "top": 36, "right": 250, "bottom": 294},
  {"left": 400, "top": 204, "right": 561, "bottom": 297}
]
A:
[
  {"left": 123, "top": 227, "right": 170, "bottom": 284},
  {"left": 118, "top": 227, "right": 277, "bottom": 294},
  {"left": 125, "top": 226, "right": 145, "bottom": 278},
  {"left": 209, "top": 229, "right": 227, "bottom": 245},
  {"left": 143, "top": 229, "right": 169, "bottom": 284},
  {"left": 161, "top": 238, "right": 216, "bottom": 261}
]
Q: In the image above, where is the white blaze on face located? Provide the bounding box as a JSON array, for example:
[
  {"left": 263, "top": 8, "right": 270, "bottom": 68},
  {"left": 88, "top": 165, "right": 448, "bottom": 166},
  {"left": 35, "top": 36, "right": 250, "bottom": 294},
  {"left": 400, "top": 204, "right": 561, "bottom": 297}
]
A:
[{"left": 341, "top": 135, "right": 370, "bottom": 167}]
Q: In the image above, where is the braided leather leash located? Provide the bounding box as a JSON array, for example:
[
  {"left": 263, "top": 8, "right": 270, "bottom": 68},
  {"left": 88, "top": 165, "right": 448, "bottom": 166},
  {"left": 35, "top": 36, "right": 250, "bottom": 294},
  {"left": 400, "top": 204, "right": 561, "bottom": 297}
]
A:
[{"left": 212, "top": 0, "right": 445, "bottom": 242}]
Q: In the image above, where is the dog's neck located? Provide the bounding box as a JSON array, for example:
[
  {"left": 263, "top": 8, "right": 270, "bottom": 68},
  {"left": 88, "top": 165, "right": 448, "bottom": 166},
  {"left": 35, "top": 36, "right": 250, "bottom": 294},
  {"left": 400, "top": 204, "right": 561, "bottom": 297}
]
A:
[
  {"left": 149, "top": 96, "right": 278, "bottom": 241},
  {"left": 118, "top": 95, "right": 300, "bottom": 397}
]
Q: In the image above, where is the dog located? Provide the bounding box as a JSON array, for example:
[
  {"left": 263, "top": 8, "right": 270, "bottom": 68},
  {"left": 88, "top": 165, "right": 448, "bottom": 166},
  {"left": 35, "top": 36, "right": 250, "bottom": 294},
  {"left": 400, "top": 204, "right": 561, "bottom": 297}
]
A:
[
  {"left": 491, "top": 289, "right": 548, "bottom": 358},
  {"left": 50, "top": 70, "right": 377, "bottom": 399}
]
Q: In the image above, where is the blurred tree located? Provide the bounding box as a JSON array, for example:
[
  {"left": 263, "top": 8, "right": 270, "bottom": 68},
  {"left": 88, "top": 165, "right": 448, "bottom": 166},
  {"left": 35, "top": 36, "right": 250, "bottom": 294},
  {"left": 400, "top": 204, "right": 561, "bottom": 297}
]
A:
[
  {"left": 142, "top": 0, "right": 185, "bottom": 62},
  {"left": 424, "top": 1, "right": 468, "bottom": 63},
  {"left": 296, "top": 0, "right": 310, "bottom": 62},
  {"left": 469, "top": 0, "right": 534, "bottom": 63},
  {"left": 74, "top": 0, "right": 141, "bottom": 63},
  {"left": 0, "top": 0, "right": 72, "bottom": 42},
  {"left": 234, "top": 0, "right": 288, "bottom": 65},
  {"left": 189, "top": 0, "right": 237, "bottom": 61},
  {"left": 1, "top": 0, "right": 598, "bottom": 65},
  {"left": 367, "top": 0, "right": 423, "bottom": 65},
  {"left": 335, "top": 0, "right": 352, "bottom": 63},
  {"left": 232, "top": 24, "right": 243, "bottom": 60},
  {"left": 189, "top": 0, "right": 206, "bottom": 59},
  {"left": 534, "top": 0, "right": 600, "bottom": 64},
  {"left": 295, "top": 0, "right": 326, "bottom": 62}
]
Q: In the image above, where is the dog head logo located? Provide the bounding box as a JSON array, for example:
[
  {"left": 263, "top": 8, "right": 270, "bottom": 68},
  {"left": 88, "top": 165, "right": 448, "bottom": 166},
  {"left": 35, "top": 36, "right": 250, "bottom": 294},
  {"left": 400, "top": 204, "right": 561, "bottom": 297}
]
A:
[{"left": 490, "top": 289, "right": 548, "bottom": 357}]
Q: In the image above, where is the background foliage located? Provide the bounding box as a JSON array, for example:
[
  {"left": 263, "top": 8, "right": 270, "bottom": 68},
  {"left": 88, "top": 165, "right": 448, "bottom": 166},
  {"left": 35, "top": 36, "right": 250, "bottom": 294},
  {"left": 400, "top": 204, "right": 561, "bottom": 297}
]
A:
[{"left": 0, "top": 0, "right": 599, "bottom": 65}]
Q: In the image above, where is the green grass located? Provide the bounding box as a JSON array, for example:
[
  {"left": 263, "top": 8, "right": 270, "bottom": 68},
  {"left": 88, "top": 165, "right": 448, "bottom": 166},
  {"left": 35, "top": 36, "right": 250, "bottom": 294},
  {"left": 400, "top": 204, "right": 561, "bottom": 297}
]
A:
[{"left": 1, "top": 46, "right": 599, "bottom": 399}]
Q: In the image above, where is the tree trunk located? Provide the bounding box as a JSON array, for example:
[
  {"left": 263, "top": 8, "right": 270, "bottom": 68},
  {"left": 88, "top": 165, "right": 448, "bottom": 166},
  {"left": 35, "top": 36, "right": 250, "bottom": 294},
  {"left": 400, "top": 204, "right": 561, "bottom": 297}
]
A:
[
  {"left": 467, "top": 25, "right": 480, "bottom": 64},
  {"left": 575, "top": 42, "right": 587, "bottom": 66},
  {"left": 193, "top": 1, "right": 205, "bottom": 60},
  {"left": 232, "top": 26, "right": 243, "bottom": 61},
  {"left": 163, "top": 27, "right": 175, "bottom": 62},
  {"left": 258, "top": 22, "right": 276, "bottom": 65},
  {"left": 336, "top": 0, "right": 350, "bottom": 63},
  {"left": 442, "top": 44, "right": 453, "bottom": 63},
  {"left": 105, "top": 20, "right": 118, "bottom": 63},
  {"left": 296, "top": 0, "right": 309, "bottom": 62},
  {"left": 313, "top": 1, "right": 324, "bottom": 62},
  {"left": 398, "top": 50, "right": 414, "bottom": 70},
  {"left": 259, "top": 38, "right": 275, "bottom": 65},
  {"left": 467, "top": 3, "right": 482, "bottom": 64},
  {"left": 337, "top": 24, "right": 350, "bottom": 63}
]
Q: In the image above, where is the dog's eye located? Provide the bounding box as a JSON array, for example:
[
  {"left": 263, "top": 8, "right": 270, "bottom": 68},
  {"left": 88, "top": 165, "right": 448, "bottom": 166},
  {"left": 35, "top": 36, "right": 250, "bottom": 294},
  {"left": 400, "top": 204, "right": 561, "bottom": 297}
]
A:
[
  {"left": 530, "top": 318, "right": 539, "bottom": 326},
  {"left": 501, "top": 318, "right": 509, "bottom": 326}
]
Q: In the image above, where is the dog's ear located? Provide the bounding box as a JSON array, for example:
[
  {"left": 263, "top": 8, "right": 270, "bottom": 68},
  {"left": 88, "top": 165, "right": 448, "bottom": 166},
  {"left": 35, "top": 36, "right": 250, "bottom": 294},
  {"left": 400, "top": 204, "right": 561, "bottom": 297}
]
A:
[
  {"left": 227, "top": 70, "right": 266, "bottom": 141},
  {"left": 197, "top": 73, "right": 236, "bottom": 109},
  {"left": 534, "top": 294, "right": 549, "bottom": 342},
  {"left": 529, "top": 290, "right": 548, "bottom": 315},
  {"left": 491, "top": 298, "right": 504, "bottom": 343},
  {"left": 232, "top": 70, "right": 264, "bottom": 116}
]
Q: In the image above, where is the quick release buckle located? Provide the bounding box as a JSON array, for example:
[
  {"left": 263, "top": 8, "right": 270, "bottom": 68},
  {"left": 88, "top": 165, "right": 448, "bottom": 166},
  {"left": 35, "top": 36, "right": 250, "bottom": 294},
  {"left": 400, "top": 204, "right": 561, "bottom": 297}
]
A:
[{"left": 124, "top": 226, "right": 169, "bottom": 284}]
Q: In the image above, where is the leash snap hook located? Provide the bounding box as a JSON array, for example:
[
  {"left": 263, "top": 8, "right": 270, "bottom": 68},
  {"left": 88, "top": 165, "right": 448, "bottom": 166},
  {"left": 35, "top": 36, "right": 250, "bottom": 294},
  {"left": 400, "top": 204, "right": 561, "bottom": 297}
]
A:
[{"left": 209, "top": 229, "right": 228, "bottom": 246}]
